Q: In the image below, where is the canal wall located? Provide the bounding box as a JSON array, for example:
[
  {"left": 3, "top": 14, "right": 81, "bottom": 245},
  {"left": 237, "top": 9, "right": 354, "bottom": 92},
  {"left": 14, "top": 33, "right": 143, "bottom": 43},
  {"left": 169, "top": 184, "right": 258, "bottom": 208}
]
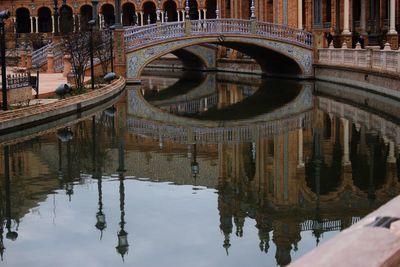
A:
[
  {"left": 0, "top": 77, "right": 125, "bottom": 136},
  {"left": 314, "top": 64, "right": 400, "bottom": 100}
]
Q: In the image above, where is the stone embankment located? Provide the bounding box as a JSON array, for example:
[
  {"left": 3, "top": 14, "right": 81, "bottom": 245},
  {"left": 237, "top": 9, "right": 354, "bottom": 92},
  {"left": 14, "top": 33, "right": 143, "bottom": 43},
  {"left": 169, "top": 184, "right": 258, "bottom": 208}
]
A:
[{"left": 0, "top": 77, "right": 125, "bottom": 134}]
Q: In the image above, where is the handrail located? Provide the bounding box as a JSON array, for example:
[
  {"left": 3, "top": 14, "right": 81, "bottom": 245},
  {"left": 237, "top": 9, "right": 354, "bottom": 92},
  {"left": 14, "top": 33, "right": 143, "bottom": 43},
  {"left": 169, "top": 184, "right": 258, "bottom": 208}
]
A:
[
  {"left": 124, "top": 19, "right": 313, "bottom": 50},
  {"left": 32, "top": 42, "right": 53, "bottom": 67}
]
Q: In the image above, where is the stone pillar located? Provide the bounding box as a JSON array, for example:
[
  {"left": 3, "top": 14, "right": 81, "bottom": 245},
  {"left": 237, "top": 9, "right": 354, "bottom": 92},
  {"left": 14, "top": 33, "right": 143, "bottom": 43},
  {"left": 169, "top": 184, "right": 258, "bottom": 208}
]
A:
[
  {"left": 387, "top": 0, "right": 398, "bottom": 49},
  {"left": 161, "top": 11, "right": 165, "bottom": 23},
  {"left": 198, "top": 10, "right": 202, "bottom": 19},
  {"left": 341, "top": 0, "right": 352, "bottom": 47},
  {"left": 140, "top": 12, "right": 144, "bottom": 26},
  {"left": 63, "top": 54, "right": 72, "bottom": 77},
  {"left": 182, "top": 11, "right": 186, "bottom": 21},
  {"left": 35, "top": 16, "right": 39, "bottom": 33},
  {"left": 30, "top": 16, "right": 34, "bottom": 33},
  {"left": 52, "top": 16, "right": 55, "bottom": 33},
  {"left": 47, "top": 52, "right": 55, "bottom": 73},
  {"left": 203, "top": 9, "right": 207, "bottom": 20},
  {"left": 360, "top": 0, "right": 367, "bottom": 35},
  {"left": 20, "top": 50, "right": 26, "bottom": 68},
  {"left": 298, "top": 0, "right": 303, "bottom": 29},
  {"left": 113, "top": 27, "right": 126, "bottom": 76},
  {"left": 387, "top": 141, "right": 396, "bottom": 163},
  {"left": 26, "top": 50, "right": 32, "bottom": 69},
  {"left": 341, "top": 118, "right": 351, "bottom": 165},
  {"left": 177, "top": 10, "right": 180, "bottom": 21}
]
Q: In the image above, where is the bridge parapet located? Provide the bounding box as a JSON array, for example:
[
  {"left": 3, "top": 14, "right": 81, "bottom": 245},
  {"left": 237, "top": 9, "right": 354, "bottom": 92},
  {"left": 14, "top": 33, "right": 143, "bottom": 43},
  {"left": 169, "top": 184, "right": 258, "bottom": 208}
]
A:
[{"left": 124, "top": 19, "right": 313, "bottom": 51}]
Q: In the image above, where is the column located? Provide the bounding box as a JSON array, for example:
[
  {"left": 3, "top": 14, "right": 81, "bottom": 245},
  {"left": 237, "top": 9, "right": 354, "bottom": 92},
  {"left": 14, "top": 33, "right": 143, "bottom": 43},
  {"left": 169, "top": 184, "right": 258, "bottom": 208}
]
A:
[
  {"left": 99, "top": 14, "right": 103, "bottom": 29},
  {"left": 360, "top": 0, "right": 367, "bottom": 35},
  {"left": 387, "top": 141, "right": 396, "bottom": 163},
  {"left": 35, "top": 16, "right": 39, "bottom": 33},
  {"left": 140, "top": 12, "right": 144, "bottom": 25},
  {"left": 389, "top": 0, "right": 397, "bottom": 34},
  {"left": 52, "top": 16, "right": 55, "bottom": 33},
  {"left": 203, "top": 9, "right": 207, "bottom": 20},
  {"left": 342, "top": 0, "right": 351, "bottom": 34},
  {"left": 73, "top": 14, "right": 76, "bottom": 32},
  {"left": 341, "top": 118, "right": 350, "bottom": 165},
  {"left": 198, "top": 10, "right": 201, "bottom": 19},
  {"left": 177, "top": 10, "right": 180, "bottom": 21},
  {"left": 30, "top": 16, "right": 34, "bottom": 33},
  {"left": 161, "top": 11, "right": 165, "bottom": 23},
  {"left": 298, "top": 0, "right": 303, "bottom": 29},
  {"left": 182, "top": 11, "right": 186, "bottom": 21}
]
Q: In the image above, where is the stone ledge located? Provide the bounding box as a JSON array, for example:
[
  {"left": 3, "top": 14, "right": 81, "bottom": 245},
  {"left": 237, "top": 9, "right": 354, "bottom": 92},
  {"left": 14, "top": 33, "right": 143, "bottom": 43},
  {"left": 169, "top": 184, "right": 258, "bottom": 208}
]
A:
[
  {"left": 289, "top": 196, "right": 400, "bottom": 267},
  {"left": 0, "top": 77, "right": 126, "bottom": 134},
  {"left": 314, "top": 63, "right": 400, "bottom": 80}
]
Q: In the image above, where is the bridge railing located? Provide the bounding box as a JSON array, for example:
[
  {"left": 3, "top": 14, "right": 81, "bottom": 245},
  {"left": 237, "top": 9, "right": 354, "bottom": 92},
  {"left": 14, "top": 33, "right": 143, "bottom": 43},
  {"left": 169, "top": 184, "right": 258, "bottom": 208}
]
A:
[
  {"left": 32, "top": 42, "right": 53, "bottom": 67},
  {"left": 124, "top": 19, "right": 313, "bottom": 50}
]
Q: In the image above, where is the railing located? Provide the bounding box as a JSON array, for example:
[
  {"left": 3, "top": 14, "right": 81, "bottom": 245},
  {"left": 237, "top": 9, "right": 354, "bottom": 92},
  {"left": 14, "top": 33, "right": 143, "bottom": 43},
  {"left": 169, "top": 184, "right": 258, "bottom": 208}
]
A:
[
  {"left": 300, "top": 217, "right": 361, "bottom": 232},
  {"left": 318, "top": 46, "right": 400, "bottom": 73},
  {"left": 53, "top": 44, "right": 64, "bottom": 73},
  {"left": 0, "top": 73, "right": 30, "bottom": 90},
  {"left": 32, "top": 42, "right": 52, "bottom": 67},
  {"left": 124, "top": 19, "right": 313, "bottom": 50}
]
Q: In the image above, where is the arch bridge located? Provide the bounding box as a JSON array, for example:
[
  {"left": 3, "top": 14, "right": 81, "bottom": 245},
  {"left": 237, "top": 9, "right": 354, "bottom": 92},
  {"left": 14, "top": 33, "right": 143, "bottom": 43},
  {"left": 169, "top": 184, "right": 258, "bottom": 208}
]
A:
[{"left": 123, "top": 19, "right": 314, "bottom": 83}]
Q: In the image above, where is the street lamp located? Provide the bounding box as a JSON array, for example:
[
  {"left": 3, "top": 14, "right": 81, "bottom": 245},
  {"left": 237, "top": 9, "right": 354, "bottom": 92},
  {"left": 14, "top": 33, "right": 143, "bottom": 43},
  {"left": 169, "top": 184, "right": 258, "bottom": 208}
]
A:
[
  {"left": 0, "top": 10, "right": 10, "bottom": 111},
  {"left": 88, "top": 19, "right": 96, "bottom": 90},
  {"left": 109, "top": 25, "right": 115, "bottom": 73}
]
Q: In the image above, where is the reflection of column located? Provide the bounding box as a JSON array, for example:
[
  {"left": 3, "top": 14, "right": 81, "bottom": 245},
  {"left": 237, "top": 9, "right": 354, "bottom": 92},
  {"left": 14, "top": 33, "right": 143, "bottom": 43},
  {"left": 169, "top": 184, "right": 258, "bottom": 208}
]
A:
[
  {"left": 298, "top": 128, "right": 304, "bottom": 167},
  {"left": 341, "top": 118, "right": 350, "bottom": 165},
  {"left": 387, "top": 141, "right": 396, "bottom": 163}
]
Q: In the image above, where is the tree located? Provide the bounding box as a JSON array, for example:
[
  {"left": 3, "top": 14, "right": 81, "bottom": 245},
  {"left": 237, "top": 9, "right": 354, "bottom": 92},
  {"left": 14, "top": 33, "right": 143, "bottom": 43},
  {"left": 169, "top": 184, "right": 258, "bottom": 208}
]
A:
[
  {"left": 61, "top": 31, "right": 91, "bottom": 90},
  {"left": 92, "top": 30, "right": 112, "bottom": 76}
]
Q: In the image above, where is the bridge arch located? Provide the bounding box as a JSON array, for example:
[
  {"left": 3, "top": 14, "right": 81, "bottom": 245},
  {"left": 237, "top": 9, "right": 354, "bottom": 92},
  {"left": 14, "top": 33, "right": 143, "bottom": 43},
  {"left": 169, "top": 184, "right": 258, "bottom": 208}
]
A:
[{"left": 125, "top": 20, "right": 313, "bottom": 82}]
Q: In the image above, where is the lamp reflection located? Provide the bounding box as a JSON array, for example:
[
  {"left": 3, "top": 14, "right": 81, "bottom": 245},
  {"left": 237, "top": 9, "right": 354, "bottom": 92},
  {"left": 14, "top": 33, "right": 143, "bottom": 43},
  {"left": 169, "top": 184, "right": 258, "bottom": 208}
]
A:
[{"left": 57, "top": 128, "right": 74, "bottom": 201}]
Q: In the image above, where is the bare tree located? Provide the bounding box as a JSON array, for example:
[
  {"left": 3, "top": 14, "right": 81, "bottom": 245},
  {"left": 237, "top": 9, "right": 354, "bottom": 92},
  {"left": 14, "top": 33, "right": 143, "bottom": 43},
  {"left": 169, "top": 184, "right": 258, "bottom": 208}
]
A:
[
  {"left": 61, "top": 31, "right": 91, "bottom": 90},
  {"left": 93, "top": 30, "right": 112, "bottom": 76}
]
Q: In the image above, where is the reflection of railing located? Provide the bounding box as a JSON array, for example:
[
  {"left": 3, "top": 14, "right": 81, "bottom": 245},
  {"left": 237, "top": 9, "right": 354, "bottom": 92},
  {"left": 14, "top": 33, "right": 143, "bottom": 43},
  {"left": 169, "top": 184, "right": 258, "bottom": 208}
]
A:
[
  {"left": 300, "top": 217, "right": 361, "bottom": 232},
  {"left": 127, "top": 111, "right": 312, "bottom": 144},
  {"left": 124, "top": 19, "right": 313, "bottom": 50},
  {"left": 318, "top": 46, "right": 400, "bottom": 73},
  {"left": 159, "top": 94, "right": 218, "bottom": 114}
]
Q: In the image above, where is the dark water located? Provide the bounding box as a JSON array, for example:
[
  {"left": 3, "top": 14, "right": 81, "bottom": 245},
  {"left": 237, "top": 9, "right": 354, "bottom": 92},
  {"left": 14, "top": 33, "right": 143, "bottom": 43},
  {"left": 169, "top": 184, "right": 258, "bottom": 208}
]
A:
[{"left": 0, "top": 71, "right": 399, "bottom": 267}]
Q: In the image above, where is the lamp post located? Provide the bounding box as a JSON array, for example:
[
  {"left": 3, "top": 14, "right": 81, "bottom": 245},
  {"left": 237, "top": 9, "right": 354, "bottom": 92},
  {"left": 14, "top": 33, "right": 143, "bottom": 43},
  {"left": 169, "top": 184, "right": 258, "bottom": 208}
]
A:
[
  {"left": 109, "top": 25, "right": 115, "bottom": 73},
  {"left": 88, "top": 19, "right": 95, "bottom": 90},
  {"left": 0, "top": 10, "right": 10, "bottom": 111}
]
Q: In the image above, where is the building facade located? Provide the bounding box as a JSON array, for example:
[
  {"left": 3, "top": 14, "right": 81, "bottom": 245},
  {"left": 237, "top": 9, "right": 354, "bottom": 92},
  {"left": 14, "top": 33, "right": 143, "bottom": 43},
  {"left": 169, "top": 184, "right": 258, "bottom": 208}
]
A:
[{"left": 0, "top": 0, "right": 399, "bottom": 49}]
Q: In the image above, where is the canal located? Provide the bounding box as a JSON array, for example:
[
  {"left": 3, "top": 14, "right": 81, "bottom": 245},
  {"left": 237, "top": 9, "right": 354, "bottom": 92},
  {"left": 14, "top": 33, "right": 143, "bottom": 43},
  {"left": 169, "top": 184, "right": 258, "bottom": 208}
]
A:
[{"left": 0, "top": 70, "right": 399, "bottom": 267}]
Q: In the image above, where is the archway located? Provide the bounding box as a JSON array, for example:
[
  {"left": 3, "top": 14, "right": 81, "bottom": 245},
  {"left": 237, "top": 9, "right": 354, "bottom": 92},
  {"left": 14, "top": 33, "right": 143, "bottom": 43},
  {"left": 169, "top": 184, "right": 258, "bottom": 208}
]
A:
[
  {"left": 143, "top": 1, "right": 157, "bottom": 24},
  {"left": 102, "top": 3, "right": 115, "bottom": 27},
  {"left": 16, "top": 8, "right": 31, "bottom": 33},
  {"left": 60, "top": 5, "right": 73, "bottom": 34},
  {"left": 163, "top": 0, "right": 178, "bottom": 22},
  {"left": 206, "top": 0, "right": 216, "bottom": 19},
  {"left": 122, "top": 2, "right": 137, "bottom": 26},
  {"left": 189, "top": 0, "right": 199, "bottom": 20},
  {"left": 38, "top": 7, "right": 52, "bottom": 33},
  {"left": 80, "top": 5, "right": 93, "bottom": 31}
]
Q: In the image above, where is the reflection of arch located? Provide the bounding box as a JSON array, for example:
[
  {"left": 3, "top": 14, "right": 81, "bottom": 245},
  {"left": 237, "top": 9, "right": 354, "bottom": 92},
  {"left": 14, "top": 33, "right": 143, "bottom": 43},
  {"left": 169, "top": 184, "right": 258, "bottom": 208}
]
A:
[
  {"left": 38, "top": 7, "right": 52, "bottom": 33},
  {"left": 16, "top": 8, "right": 31, "bottom": 33},
  {"left": 122, "top": 2, "right": 137, "bottom": 26},
  {"left": 163, "top": 0, "right": 178, "bottom": 22},
  {"left": 143, "top": 1, "right": 157, "bottom": 24},
  {"left": 189, "top": 0, "right": 199, "bottom": 20},
  {"left": 102, "top": 3, "right": 115, "bottom": 27},
  {"left": 60, "top": 5, "right": 73, "bottom": 34},
  {"left": 206, "top": 0, "right": 217, "bottom": 19},
  {"left": 80, "top": 5, "right": 93, "bottom": 31}
]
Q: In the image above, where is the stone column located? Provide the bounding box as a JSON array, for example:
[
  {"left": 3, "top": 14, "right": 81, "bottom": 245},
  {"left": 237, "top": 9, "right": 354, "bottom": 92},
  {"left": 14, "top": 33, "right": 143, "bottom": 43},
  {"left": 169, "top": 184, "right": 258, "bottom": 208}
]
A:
[
  {"left": 387, "top": 141, "right": 396, "bottom": 163},
  {"left": 52, "top": 16, "right": 55, "bottom": 33},
  {"left": 182, "top": 11, "right": 186, "bottom": 21},
  {"left": 161, "top": 11, "right": 165, "bottom": 23},
  {"left": 30, "top": 16, "right": 34, "bottom": 33},
  {"left": 360, "top": 0, "right": 367, "bottom": 35},
  {"left": 140, "top": 12, "right": 144, "bottom": 26},
  {"left": 387, "top": 0, "right": 399, "bottom": 49},
  {"left": 341, "top": 118, "right": 351, "bottom": 165},
  {"left": 177, "top": 10, "right": 180, "bottom": 21},
  {"left": 198, "top": 10, "right": 202, "bottom": 19},
  {"left": 35, "top": 16, "right": 39, "bottom": 33},
  {"left": 203, "top": 9, "right": 207, "bottom": 20},
  {"left": 298, "top": 0, "right": 303, "bottom": 29},
  {"left": 341, "top": 0, "right": 352, "bottom": 47}
]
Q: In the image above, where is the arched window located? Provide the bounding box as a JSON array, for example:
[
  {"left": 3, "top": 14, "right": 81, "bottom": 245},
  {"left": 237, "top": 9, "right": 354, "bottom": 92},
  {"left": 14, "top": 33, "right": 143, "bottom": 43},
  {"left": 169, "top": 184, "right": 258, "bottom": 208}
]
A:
[
  {"left": 16, "top": 8, "right": 31, "bottom": 33},
  {"left": 164, "top": 0, "right": 178, "bottom": 22},
  {"left": 102, "top": 3, "right": 115, "bottom": 27},
  {"left": 38, "top": 7, "right": 52, "bottom": 33},
  {"left": 80, "top": 5, "right": 93, "bottom": 31},
  {"left": 60, "top": 5, "right": 73, "bottom": 34},
  {"left": 122, "top": 2, "right": 137, "bottom": 26},
  {"left": 143, "top": 1, "right": 156, "bottom": 24}
]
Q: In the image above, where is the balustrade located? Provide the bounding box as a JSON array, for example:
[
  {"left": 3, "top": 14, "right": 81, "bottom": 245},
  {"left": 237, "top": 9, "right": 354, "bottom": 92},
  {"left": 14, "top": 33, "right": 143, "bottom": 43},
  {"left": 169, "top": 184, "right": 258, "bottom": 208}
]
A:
[
  {"left": 318, "top": 46, "right": 400, "bottom": 73},
  {"left": 0, "top": 73, "right": 30, "bottom": 90},
  {"left": 124, "top": 19, "right": 313, "bottom": 50},
  {"left": 32, "top": 42, "right": 53, "bottom": 67}
]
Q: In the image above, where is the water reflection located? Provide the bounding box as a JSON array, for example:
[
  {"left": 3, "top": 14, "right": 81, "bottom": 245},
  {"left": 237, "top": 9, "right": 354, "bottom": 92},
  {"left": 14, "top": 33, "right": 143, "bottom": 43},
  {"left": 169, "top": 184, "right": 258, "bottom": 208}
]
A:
[{"left": 0, "top": 73, "right": 399, "bottom": 266}]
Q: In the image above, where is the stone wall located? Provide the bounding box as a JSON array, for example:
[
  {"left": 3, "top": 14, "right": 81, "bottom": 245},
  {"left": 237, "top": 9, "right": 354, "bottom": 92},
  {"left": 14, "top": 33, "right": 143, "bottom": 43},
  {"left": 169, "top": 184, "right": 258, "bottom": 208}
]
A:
[{"left": 7, "top": 86, "right": 32, "bottom": 105}]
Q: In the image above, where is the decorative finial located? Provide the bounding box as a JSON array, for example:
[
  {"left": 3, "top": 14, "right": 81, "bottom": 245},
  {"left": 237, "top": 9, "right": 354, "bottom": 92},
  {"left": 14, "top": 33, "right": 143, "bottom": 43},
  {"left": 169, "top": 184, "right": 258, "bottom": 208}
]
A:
[
  {"left": 250, "top": 0, "right": 256, "bottom": 20},
  {"left": 185, "top": 0, "right": 190, "bottom": 19}
]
